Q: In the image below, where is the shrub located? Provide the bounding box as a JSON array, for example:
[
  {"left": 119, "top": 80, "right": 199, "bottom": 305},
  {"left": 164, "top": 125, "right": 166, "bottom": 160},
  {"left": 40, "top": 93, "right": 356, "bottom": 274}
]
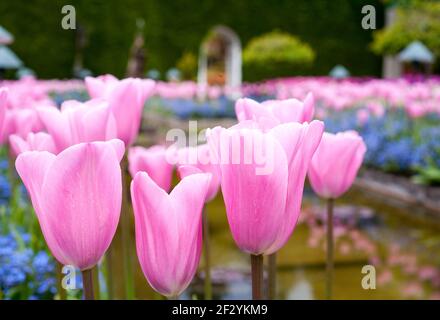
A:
[
  {"left": 176, "top": 51, "right": 198, "bottom": 81},
  {"left": 243, "top": 31, "right": 315, "bottom": 81}
]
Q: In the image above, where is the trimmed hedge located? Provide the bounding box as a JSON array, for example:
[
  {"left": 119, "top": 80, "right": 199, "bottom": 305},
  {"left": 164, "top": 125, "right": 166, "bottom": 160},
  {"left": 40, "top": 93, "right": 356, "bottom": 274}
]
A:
[
  {"left": 0, "top": 0, "right": 384, "bottom": 80},
  {"left": 243, "top": 31, "right": 315, "bottom": 82}
]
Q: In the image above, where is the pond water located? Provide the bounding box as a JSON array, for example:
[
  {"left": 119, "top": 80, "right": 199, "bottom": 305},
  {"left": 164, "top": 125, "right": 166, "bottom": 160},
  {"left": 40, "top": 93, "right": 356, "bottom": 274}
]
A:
[{"left": 124, "top": 182, "right": 440, "bottom": 300}]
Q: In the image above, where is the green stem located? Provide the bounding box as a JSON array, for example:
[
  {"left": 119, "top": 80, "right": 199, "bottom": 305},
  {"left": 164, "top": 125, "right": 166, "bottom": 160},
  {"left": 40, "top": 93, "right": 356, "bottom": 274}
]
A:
[
  {"left": 92, "top": 265, "right": 100, "bottom": 300},
  {"left": 56, "top": 262, "right": 66, "bottom": 300},
  {"left": 81, "top": 269, "right": 95, "bottom": 300},
  {"left": 267, "top": 253, "right": 277, "bottom": 299},
  {"left": 7, "top": 147, "right": 18, "bottom": 191},
  {"left": 203, "top": 208, "right": 212, "bottom": 300},
  {"left": 326, "top": 198, "right": 334, "bottom": 300},
  {"left": 105, "top": 250, "right": 114, "bottom": 299},
  {"left": 251, "top": 254, "right": 263, "bottom": 300},
  {"left": 121, "top": 153, "right": 135, "bottom": 299}
]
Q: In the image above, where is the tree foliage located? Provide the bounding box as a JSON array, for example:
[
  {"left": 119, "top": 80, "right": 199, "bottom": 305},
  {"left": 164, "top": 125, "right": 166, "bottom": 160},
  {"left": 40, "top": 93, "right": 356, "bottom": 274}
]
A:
[{"left": 371, "top": 0, "right": 440, "bottom": 57}]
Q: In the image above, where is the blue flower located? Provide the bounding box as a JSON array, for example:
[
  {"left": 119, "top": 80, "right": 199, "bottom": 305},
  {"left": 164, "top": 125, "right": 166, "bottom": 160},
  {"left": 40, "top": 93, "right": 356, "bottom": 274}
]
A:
[{"left": 0, "top": 230, "right": 56, "bottom": 299}]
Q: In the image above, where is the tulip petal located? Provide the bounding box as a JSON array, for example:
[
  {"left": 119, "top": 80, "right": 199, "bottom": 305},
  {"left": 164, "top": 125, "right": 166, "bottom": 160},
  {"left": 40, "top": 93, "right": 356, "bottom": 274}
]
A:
[
  {"left": 128, "top": 145, "right": 173, "bottom": 192},
  {"left": 37, "top": 106, "right": 71, "bottom": 151},
  {"left": 131, "top": 171, "right": 209, "bottom": 296},
  {"left": 217, "top": 128, "right": 289, "bottom": 254},
  {"left": 266, "top": 120, "right": 324, "bottom": 253},
  {"left": 177, "top": 165, "right": 203, "bottom": 179},
  {"left": 15, "top": 151, "right": 71, "bottom": 264},
  {"left": 309, "top": 132, "right": 366, "bottom": 198},
  {"left": 40, "top": 140, "right": 122, "bottom": 269}
]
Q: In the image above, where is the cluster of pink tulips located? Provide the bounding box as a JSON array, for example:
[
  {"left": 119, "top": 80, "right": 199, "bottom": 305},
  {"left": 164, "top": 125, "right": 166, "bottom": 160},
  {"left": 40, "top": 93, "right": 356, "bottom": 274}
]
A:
[
  {"left": 155, "top": 77, "right": 440, "bottom": 120},
  {"left": 0, "top": 74, "right": 367, "bottom": 300},
  {"left": 243, "top": 77, "right": 440, "bottom": 117}
]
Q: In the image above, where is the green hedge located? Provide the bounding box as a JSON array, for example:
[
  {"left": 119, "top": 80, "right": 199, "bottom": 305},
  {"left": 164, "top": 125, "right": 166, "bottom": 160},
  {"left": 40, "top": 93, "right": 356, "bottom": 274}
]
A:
[
  {"left": 0, "top": 0, "right": 384, "bottom": 80},
  {"left": 243, "top": 31, "right": 316, "bottom": 82}
]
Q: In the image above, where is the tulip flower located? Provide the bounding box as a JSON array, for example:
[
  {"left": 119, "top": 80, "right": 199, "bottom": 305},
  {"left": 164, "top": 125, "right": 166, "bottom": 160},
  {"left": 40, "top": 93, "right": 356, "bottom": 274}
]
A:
[
  {"left": 207, "top": 119, "right": 324, "bottom": 299},
  {"left": 85, "top": 75, "right": 155, "bottom": 146},
  {"left": 9, "top": 132, "right": 57, "bottom": 156},
  {"left": 15, "top": 139, "right": 125, "bottom": 299},
  {"left": 38, "top": 98, "right": 120, "bottom": 298},
  {"left": 176, "top": 144, "right": 221, "bottom": 300},
  {"left": 1, "top": 108, "right": 44, "bottom": 144},
  {"left": 307, "top": 131, "right": 366, "bottom": 299},
  {"left": 126, "top": 144, "right": 174, "bottom": 299},
  {"left": 84, "top": 74, "right": 119, "bottom": 99},
  {"left": 308, "top": 131, "right": 366, "bottom": 199},
  {"left": 128, "top": 145, "right": 174, "bottom": 192},
  {"left": 235, "top": 92, "right": 315, "bottom": 126},
  {"left": 356, "top": 109, "right": 369, "bottom": 126},
  {"left": 85, "top": 75, "right": 155, "bottom": 298},
  {"left": 37, "top": 99, "right": 117, "bottom": 153},
  {"left": 131, "top": 170, "right": 211, "bottom": 298},
  {"left": 0, "top": 88, "right": 7, "bottom": 139},
  {"left": 235, "top": 93, "right": 315, "bottom": 299},
  {"left": 366, "top": 101, "right": 385, "bottom": 118},
  {"left": 176, "top": 144, "right": 220, "bottom": 202}
]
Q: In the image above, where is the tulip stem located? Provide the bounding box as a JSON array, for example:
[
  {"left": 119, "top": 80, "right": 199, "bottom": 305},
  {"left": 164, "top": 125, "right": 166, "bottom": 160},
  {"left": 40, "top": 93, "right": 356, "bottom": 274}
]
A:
[
  {"left": 56, "top": 262, "right": 66, "bottom": 300},
  {"left": 267, "top": 253, "right": 277, "bottom": 299},
  {"left": 121, "top": 154, "right": 135, "bottom": 300},
  {"left": 105, "top": 251, "right": 114, "bottom": 300},
  {"left": 93, "top": 265, "right": 100, "bottom": 300},
  {"left": 82, "top": 269, "right": 95, "bottom": 300},
  {"left": 7, "top": 147, "right": 18, "bottom": 191},
  {"left": 121, "top": 210, "right": 135, "bottom": 299},
  {"left": 251, "top": 254, "right": 263, "bottom": 300},
  {"left": 326, "top": 198, "right": 334, "bottom": 300},
  {"left": 202, "top": 208, "right": 212, "bottom": 300}
]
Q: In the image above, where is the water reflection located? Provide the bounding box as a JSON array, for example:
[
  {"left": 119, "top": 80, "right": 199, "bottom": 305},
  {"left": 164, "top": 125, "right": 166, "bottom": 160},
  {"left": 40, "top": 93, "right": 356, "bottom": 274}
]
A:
[{"left": 286, "top": 271, "right": 314, "bottom": 300}]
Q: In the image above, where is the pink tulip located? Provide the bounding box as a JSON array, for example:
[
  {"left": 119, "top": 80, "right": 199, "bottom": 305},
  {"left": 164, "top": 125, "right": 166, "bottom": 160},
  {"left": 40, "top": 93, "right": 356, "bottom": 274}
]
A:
[
  {"left": 235, "top": 93, "right": 314, "bottom": 126},
  {"left": 9, "top": 132, "right": 56, "bottom": 156},
  {"left": 128, "top": 145, "right": 174, "bottom": 192},
  {"left": 85, "top": 75, "right": 155, "bottom": 146},
  {"left": 131, "top": 170, "right": 211, "bottom": 297},
  {"left": 1, "top": 108, "right": 44, "bottom": 143},
  {"left": 356, "top": 109, "right": 369, "bottom": 126},
  {"left": 308, "top": 131, "right": 366, "bottom": 199},
  {"left": 0, "top": 88, "right": 7, "bottom": 139},
  {"left": 15, "top": 139, "right": 124, "bottom": 270},
  {"left": 176, "top": 144, "right": 220, "bottom": 202},
  {"left": 366, "top": 101, "right": 385, "bottom": 117},
  {"left": 406, "top": 102, "right": 426, "bottom": 119},
  {"left": 84, "top": 74, "right": 118, "bottom": 99},
  {"left": 207, "top": 120, "right": 323, "bottom": 255},
  {"left": 37, "top": 99, "right": 117, "bottom": 152}
]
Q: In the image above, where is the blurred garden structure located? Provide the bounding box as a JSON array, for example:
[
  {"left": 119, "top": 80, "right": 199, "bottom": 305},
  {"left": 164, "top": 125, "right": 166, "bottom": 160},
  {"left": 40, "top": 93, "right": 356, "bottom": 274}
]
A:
[{"left": 0, "top": 26, "right": 23, "bottom": 79}]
